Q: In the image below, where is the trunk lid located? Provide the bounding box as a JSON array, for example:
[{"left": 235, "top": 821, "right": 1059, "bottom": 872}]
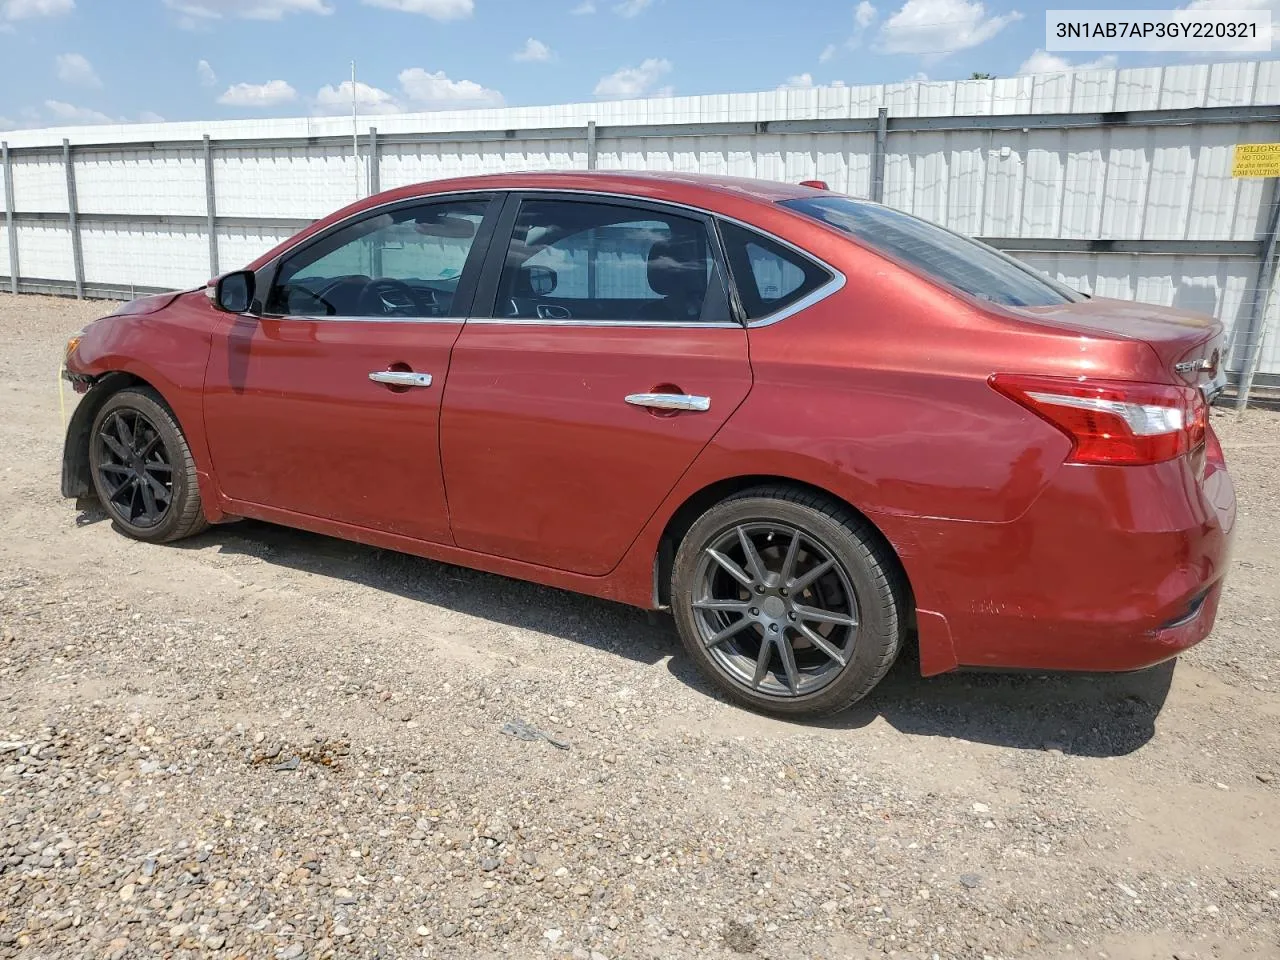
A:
[{"left": 1017, "top": 296, "right": 1226, "bottom": 401}]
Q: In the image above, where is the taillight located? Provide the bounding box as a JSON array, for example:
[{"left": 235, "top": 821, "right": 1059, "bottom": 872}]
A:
[{"left": 989, "top": 375, "right": 1207, "bottom": 466}]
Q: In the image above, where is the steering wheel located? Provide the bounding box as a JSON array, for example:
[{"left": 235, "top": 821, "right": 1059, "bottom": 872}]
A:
[
  {"left": 310, "top": 275, "right": 372, "bottom": 315},
  {"left": 357, "top": 277, "right": 422, "bottom": 317}
]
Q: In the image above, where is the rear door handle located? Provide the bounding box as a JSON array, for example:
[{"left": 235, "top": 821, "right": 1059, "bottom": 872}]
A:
[
  {"left": 624, "top": 392, "right": 711, "bottom": 412},
  {"left": 369, "top": 371, "right": 432, "bottom": 388}
]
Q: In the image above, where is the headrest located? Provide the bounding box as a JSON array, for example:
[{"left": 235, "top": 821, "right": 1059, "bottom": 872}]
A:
[
  {"left": 512, "top": 264, "right": 557, "bottom": 297},
  {"left": 647, "top": 237, "right": 707, "bottom": 298}
]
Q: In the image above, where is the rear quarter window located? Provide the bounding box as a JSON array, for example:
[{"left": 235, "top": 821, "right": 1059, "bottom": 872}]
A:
[
  {"left": 781, "top": 195, "right": 1081, "bottom": 308},
  {"left": 717, "top": 221, "right": 832, "bottom": 321}
]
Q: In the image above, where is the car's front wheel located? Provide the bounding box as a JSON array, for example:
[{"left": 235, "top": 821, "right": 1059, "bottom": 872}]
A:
[
  {"left": 671, "top": 486, "right": 907, "bottom": 717},
  {"left": 88, "top": 386, "right": 209, "bottom": 543}
]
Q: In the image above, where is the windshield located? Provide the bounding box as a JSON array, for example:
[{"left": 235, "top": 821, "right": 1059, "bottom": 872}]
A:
[{"left": 781, "top": 195, "right": 1082, "bottom": 307}]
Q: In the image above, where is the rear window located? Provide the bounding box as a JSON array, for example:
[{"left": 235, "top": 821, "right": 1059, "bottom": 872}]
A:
[{"left": 781, "top": 195, "right": 1081, "bottom": 307}]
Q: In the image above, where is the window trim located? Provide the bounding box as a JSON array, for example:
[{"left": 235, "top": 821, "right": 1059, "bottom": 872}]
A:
[
  {"left": 250, "top": 186, "right": 847, "bottom": 329},
  {"left": 715, "top": 217, "right": 842, "bottom": 328},
  {"left": 468, "top": 191, "right": 743, "bottom": 329},
  {"left": 254, "top": 193, "right": 502, "bottom": 322}
]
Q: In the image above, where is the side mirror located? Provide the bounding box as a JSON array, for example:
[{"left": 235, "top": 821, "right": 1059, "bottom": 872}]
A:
[{"left": 213, "top": 270, "right": 256, "bottom": 314}]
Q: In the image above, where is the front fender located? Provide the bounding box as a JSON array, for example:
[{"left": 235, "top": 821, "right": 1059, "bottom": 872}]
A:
[{"left": 60, "top": 295, "right": 222, "bottom": 517}]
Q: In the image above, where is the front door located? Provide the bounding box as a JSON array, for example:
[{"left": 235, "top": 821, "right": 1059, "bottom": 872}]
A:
[
  {"left": 203, "top": 195, "right": 499, "bottom": 543},
  {"left": 440, "top": 194, "right": 753, "bottom": 575}
]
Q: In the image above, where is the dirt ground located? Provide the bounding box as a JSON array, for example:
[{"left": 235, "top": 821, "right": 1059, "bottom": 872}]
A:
[{"left": 0, "top": 292, "right": 1277, "bottom": 960}]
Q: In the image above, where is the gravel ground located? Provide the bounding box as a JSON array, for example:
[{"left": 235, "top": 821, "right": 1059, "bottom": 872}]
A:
[{"left": 0, "top": 292, "right": 1277, "bottom": 960}]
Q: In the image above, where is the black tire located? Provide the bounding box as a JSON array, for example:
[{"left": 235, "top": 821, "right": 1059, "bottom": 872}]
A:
[
  {"left": 88, "top": 386, "right": 209, "bottom": 543},
  {"left": 671, "top": 486, "right": 907, "bottom": 718}
]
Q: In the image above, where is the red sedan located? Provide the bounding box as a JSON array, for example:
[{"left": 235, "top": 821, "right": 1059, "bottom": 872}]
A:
[{"left": 60, "top": 172, "right": 1235, "bottom": 717}]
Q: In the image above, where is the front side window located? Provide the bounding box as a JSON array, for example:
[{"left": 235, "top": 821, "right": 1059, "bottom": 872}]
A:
[
  {"left": 266, "top": 198, "right": 490, "bottom": 318},
  {"left": 781, "top": 195, "right": 1081, "bottom": 307},
  {"left": 493, "top": 198, "right": 731, "bottom": 324}
]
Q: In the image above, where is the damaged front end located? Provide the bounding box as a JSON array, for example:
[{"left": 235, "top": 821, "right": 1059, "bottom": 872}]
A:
[{"left": 59, "top": 370, "right": 139, "bottom": 501}]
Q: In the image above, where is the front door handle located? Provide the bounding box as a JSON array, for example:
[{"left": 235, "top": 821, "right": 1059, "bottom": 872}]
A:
[
  {"left": 624, "top": 392, "right": 711, "bottom": 412},
  {"left": 369, "top": 370, "right": 432, "bottom": 388}
]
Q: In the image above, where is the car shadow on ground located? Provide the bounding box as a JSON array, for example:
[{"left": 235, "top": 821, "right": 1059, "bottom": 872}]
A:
[
  {"left": 182, "top": 519, "right": 1172, "bottom": 759},
  {"left": 180, "top": 519, "right": 682, "bottom": 669},
  {"left": 821, "top": 654, "right": 1175, "bottom": 758}
]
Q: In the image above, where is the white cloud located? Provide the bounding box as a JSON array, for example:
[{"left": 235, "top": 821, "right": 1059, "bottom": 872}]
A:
[
  {"left": 513, "top": 37, "right": 552, "bottom": 62},
  {"left": 44, "top": 99, "right": 114, "bottom": 124},
  {"left": 614, "top": 0, "right": 649, "bottom": 14},
  {"left": 877, "top": 0, "right": 1021, "bottom": 55},
  {"left": 1, "top": 0, "right": 74, "bottom": 19},
  {"left": 217, "top": 79, "right": 298, "bottom": 107},
  {"left": 398, "top": 68, "right": 504, "bottom": 108},
  {"left": 824, "top": 1, "right": 879, "bottom": 60},
  {"left": 314, "top": 79, "right": 402, "bottom": 115},
  {"left": 361, "top": 0, "right": 473, "bottom": 18},
  {"left": 571, "top": 0, "right": 595, "bottom": 10},
  {"left": 594, "top": 58, "right": 671, "bottom": 98},
  {"left": 137, "top": 110, "right": 167, "bottom": 123},
  {"left": 779, "top": 73, "right": 815, "bottom": 89},
  {"left": 0, "top": 117, "right": 16, "bottom": 129},
  {"left": 55, "top": 52, "right": 100, "bottom": 88},
  {"left": 197, "top": 59, "right": 217, "bottom": 86},
  {"left": 1017, "top": 49, "right": 1117, "bottom": 75},
  {"left": 906, "top": 71, "right": 929, "bottom": 81},
  {"left": 162, "top": 0, "right": 331, "bottom": 21}
]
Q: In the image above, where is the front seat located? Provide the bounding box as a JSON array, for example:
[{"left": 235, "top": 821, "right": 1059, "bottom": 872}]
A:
[{"left": 638, "top": 236, "right": 708, "bottom": 322}]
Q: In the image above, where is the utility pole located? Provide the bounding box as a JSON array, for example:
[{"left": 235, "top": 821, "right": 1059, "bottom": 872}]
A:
[{"left": 351, "top": 60, "right": 360, "bottom": 201}]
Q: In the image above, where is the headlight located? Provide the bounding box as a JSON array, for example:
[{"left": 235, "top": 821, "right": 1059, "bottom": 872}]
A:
[{"left": 64, "top": 334, "right": 82, "bottom": 364}]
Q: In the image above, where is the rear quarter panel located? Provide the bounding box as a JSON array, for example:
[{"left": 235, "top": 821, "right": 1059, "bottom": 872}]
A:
[{"left": 609, "top": 208, "right": 1165, "bottom": 624}]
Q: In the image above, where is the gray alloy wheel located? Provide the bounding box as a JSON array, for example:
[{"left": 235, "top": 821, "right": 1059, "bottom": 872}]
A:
[{"left": 671, "top": 486, "right": 907, "bottom": 717}]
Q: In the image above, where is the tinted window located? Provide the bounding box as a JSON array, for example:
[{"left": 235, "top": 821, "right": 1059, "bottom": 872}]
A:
[
  {"left": 494, "top": 199, "right": 731, "bottom": 324},
  {"left": 781, "top": 195, "right": 1081, "bottom": 307},
  {"left": 717, "top": 221, "right": 832, "bottom": 321},
  {"left": 266, "top": 199, "right": 490, "bottom": 318}
]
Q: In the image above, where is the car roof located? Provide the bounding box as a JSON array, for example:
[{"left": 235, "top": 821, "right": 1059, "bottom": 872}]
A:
[
  {"left": 244, "top": 172, "right": 828, "bottom": 273},
  {"left": 388, "top": 170, "right": 820, "bottom": 205}
]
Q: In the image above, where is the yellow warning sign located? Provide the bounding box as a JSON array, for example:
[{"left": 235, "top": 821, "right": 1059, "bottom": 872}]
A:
[{"left": 1232, "top": 143, "right": 1280, "bottom": 178}]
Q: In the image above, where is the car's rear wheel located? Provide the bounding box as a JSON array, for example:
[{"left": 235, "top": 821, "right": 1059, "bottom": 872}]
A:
[
  {"left": 671, "top": 486, "right": 906, "bottom": 717},
  {"left": 88, "top": 387, "right": 209, "bottom": 543}
]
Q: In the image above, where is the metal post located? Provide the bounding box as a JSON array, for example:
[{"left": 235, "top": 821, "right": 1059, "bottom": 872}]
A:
[
  {"left": 871, "top": 107, "right": 888, "bottom": 203},
  {"left": 2, "top": 141, "right": 18, "bottom": 295},
  {"left": 63, "top": 138, "right": 84, "bottom": 299},
  {"left": 586, "top": 120, "right": 598, "bottom": 171},
  {"left": 1235, "top": 177, "right": 1280, "bottom": 413},
  {"left": 203, "top": 134, "right": 219, "bottom": 278},
  {"left": 368, "top": 126, "right": 380, "bottom": 195},
  {"left": 350, "top": 60, "right": 360, "bottom": 201}
]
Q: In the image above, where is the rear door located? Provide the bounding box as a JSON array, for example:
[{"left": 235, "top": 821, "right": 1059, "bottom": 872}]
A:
[
  {"left": 439, "top": 193, "right": 753, "bottom": 575},
  {"left": 203, "top": 194, "right": 500, "bottom": 544}
]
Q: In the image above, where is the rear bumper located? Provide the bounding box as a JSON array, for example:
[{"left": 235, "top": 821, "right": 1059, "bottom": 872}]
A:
[{"left": 888, "top": 445, "right": 1236, "bottom": 674}]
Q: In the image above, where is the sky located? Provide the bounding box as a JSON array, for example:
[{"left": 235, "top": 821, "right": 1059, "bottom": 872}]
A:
[{"left": 0, "top": 0, "right": 1275, "bottom": 130}]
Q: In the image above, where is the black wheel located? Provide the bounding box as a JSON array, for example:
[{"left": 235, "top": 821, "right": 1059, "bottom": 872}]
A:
[
  {"left": 88, "top": 387, "right": 209, "bottom": 543},
  {"left": 671, "top": 486, "right": 907, "bottom": 718}
]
